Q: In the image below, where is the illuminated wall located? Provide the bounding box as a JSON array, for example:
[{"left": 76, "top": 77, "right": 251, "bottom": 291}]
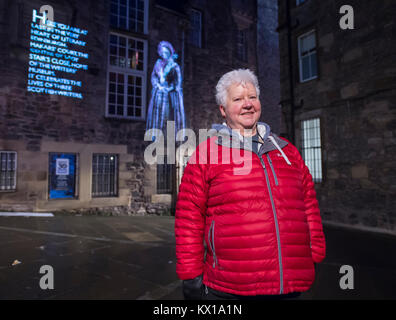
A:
[{"left": 26, "top": 10, "right": 89, "bottom": 99}]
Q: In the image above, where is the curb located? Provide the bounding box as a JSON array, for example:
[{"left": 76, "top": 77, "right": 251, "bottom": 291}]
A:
[{"left": 323, "top": 220, "right": 396, "bottom": 238}]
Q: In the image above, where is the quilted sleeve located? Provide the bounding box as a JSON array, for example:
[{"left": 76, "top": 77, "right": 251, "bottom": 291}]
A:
[
  {"left": 300, "top": 155, "right": 326, "bottom": 263},
  {"left": 175, "top": 146, "right": 208, "bottom": 280}
]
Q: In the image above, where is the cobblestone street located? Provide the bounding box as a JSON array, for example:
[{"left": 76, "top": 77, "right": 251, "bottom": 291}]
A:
[{"left": 0, "top": 215, "right": 395, "bottom": 300}]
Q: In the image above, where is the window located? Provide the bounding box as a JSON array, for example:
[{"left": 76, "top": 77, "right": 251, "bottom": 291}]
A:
[
  {"left": 157, "top": 159, "right": 173, "bottom": 194},
  {"left": 301, "top": 118, "right": 322, "bottom": 183},
  {"left": 92, "top": 154, "right": 118, "bottom": 197},
  {"left": 110, "top": 0, "right": 148, "bottom": 34},
  {"left": 189, "top": 9, "right": 202, "bottom": 48},
  {"left": 236, "top": 29, "right": 248, "bottom": 62},
  {"left": 296, "top": 0, "right": 307, "bottom": 5},
  {"left": 107, "top": 33, "right": 147, "bottom": 119},
  {"left": 0, "top": 151, "right": 17, "bottom": 191},
  {"left": 298, "top": 30, "right": 318, "bottom": 82},
  {"left": 107, "top": 0, "right": 148, "bottom": 120}
]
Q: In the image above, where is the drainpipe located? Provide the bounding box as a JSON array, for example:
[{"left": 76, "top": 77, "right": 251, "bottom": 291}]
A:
[
  {"left": 181, "top": 23, "right": 185, "bottom": 79},
  {"left": 172, "top": 18, "right": 188, "bottom": 215},
  {"left": 285, "top": 0, "right": 295, "bottom": 144}
]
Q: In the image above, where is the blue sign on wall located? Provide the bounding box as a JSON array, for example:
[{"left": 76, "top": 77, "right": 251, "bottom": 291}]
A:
[{"left": 49, "top": 153, "right": 77, "bottom": 199}]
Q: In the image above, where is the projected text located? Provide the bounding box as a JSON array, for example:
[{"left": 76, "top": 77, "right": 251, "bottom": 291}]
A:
[{"left": 27, "top": 9, "right": 89, "bottom": 99}]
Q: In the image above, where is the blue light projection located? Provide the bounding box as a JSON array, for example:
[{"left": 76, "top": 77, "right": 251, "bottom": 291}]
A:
[
  {"left": 146, "top": 41, "right": 186, "bottom": 139},
  {"left": 26, "top": 10, "right": 89, "bottom": 99}
]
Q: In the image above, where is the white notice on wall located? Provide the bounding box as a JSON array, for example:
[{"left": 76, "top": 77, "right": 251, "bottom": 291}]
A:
[{"left": 56, "top": 158, "right": 69, "bottom": 175}]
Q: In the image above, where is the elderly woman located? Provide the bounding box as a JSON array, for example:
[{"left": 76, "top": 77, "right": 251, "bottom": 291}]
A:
[{"left": 175, "top": 69, "right": 326, "bottom": 300}]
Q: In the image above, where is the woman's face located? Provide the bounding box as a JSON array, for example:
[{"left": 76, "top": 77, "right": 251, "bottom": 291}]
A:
[
  {"left": 159, "top": 46, "right": 171, "bottom": 60},
  {"left": 219, "top": 82, "right": 261, "bottom": 136}
]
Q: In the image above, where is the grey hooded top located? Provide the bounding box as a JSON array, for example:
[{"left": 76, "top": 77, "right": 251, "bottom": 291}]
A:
[{"left": 210, "top": 122, "right": 292, "bottom": 165}]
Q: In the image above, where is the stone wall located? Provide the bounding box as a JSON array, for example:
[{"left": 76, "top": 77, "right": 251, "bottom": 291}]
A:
[
  {"left": 0, "top": 0, "right": 150, "bottom": 213},
  {"left": 278, "top": 0, "right": 396, "bottom": 231},
  {"left": 0, "top": 0, "right": 263, "bottom": 215}
]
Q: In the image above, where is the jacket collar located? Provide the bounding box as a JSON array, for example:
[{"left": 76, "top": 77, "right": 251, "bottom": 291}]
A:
[{"left": 211, "top": 122, "right": 288, "bottom": 156}]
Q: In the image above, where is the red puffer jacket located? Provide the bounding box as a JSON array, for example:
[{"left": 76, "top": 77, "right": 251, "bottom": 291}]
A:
[{"left": 175, "top": 123, "right": 326, "bottom": 296}]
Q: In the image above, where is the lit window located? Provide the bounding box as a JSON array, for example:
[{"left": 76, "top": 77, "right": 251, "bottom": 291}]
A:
[
  {"left": 189, "top": 9, "right": 202, "bottom": 48},
  {"left": 0, "top": 151, "right": 17, "bottom": 191},
  {"left": 107, "top": 33, "right": 147, "bottom": 119},
  {"left": 236, "top": 29, "right": 248, "bottom": 62},
  {"left": 110, "top": 0, "right": 147, "bottom": 34},
  {"left": 92, "top": 154, "right": 118, "bottom": 197},
  {"left": 298, "top": 30, "right": 318, "bottom": 82},
  {"left": 301, "top": 118, "right": 322, "bottom": 183}
]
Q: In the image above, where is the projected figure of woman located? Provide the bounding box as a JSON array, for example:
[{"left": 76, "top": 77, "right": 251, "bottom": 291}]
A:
[{"left": 146, "top": 41, "right": 185, "bottom": 139}]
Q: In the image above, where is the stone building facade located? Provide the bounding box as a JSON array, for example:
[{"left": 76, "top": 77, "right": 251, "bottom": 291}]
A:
[
  {"left": 0, "top": 0, "right": 267, "bottom": 215},
  {"left": 277, "top": 0, "right": 396, "bottom": 231},
  {"left": 257, "top": 0, "right": 281, "bottom": 134}
]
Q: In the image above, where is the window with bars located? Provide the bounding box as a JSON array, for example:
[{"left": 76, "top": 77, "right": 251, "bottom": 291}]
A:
[
  {"left": 0, "top": 151, "right": 17, "bottom": 191},
  {"left": 301, "top": 118, "right": 322, "bottom": 183},
  {"left": 298, "top": 30, "right": 318, "bottom": 82},
  {"left": 189, "top": 9, "right": 202, "bottom": 48},
  {"left": 110, "top": 0, "right": 147, "bottom": 33},
  {"left": 236, "top": 29, "right": 248, "bottom": 62},
  {"left": 107, "top": 33, "right": 147, "bottom": 119},
  {"left": 157, "top": 161, "right": 173, "bottom": 194},
  {"left": 92, "top": 154, "right": 118, "bottom": 197}
]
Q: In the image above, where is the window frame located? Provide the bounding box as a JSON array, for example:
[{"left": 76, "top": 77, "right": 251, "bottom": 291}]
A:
[
  {"left": 189, "top": 8, "right": 202, "bottom": 48},
  {"left": 109, "top": 0, "right": 149, "bottom": 34},
  {"left": 91, "top": 153, "right": 119, "bottom": 198},
  {"left": 297, "top": 29, "right": 318, "bottom": 83},
  {"left": 106, "top": 32, "right": 148, "bottom": 120},
  {"left": 0, "top": 151, "right": 17, "bottom": 192},
  {"left": 156, "top": 158, "right": 174, "bottom": 194},
  {"left": 301, "top": 118, "right": 323, "bottom": 183}
]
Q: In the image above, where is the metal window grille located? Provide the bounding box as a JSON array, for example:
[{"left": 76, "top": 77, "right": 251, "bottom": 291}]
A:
[
  {"left": 92, "top": 154, "right": 118, "bottom": 197},
  {"left": 189, "top": 9, "right": 202, "bottom": 48},
  {"left": 301, "top": 118, "right": 322, "bottom": 183},
  {"left": 107, "top": 33, "right": 146, "bottom": 119},
  {"left": 298, "top": 30, "right": 318, "bottom": 82},
  {"left": 157, "top": 161, "right": 173, "bottom": 194},
  {"left": 110, "top": 0, "right": 146, "bottom": 33},
  {"left": 0, "top": 151, "right": 17, "bottom": 191}
]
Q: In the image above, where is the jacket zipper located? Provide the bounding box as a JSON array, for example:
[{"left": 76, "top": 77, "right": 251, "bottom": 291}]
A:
[
  {"left": 259, "top": 156, "right": 284, "bottom": 294},
  {"left": 208, "top": 220, "right": 218, "bottom": 268},
  {"left": 266, "top": 154, "right": 279, "bottom": 186}
]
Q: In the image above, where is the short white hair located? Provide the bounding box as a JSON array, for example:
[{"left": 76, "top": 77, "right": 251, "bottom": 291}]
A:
[{"left": 215, "top": 69, "right": 260, "bottom": 106}]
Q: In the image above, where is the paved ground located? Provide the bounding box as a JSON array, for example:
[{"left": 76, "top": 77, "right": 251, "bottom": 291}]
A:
[{"left": 0, "top": 215, "right": 395, "bottom": 300}]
